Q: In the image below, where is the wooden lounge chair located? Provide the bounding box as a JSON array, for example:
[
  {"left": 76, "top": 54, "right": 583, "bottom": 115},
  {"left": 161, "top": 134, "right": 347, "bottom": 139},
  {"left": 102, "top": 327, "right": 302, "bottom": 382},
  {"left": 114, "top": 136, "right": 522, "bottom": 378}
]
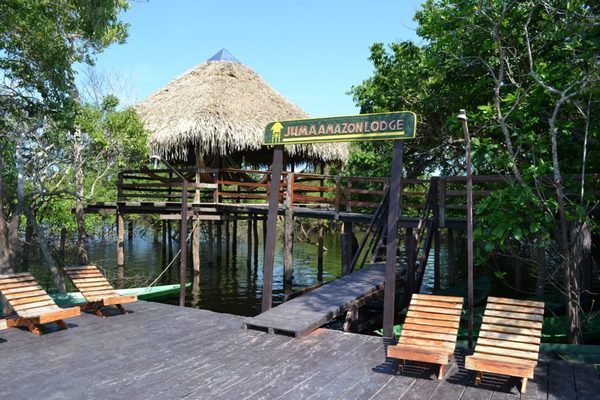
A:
[
  {"left": 0, "top": 273, "right": 80, "bottom": 335},
  {"left": 387, "top": 293, "right": 464, "bottom": 379},
  {"left": 465, "top": 297, "right": 544, "bottom": 393},
  {"left": 63, "top": 265, "right": 137, "bottom": 317},
  {"left": 0, "top": 319, "right": 7, "bottom": 330}
]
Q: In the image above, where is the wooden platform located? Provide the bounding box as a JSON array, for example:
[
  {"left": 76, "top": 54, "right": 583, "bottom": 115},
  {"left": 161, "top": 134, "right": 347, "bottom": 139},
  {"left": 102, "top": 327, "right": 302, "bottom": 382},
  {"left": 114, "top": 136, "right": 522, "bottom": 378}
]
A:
[
  {"left": 242, "top": 263, "right": 402, "bottom": 337},
  {"left": 0, "top": 301, "right": 597, "bottom": 399}
]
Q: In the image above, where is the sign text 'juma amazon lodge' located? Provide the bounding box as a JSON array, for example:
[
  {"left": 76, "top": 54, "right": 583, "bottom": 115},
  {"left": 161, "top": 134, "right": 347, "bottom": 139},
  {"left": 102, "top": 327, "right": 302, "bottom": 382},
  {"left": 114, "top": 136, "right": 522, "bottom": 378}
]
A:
[{"left": 264, "top": 111, "right": 416, "bottom": 145}]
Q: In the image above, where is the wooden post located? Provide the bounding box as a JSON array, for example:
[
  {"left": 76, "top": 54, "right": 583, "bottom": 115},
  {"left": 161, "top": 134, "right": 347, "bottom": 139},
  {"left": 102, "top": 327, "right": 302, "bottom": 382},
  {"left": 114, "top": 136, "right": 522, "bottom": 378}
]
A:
[
  {"left": 406, "top": 227, "right": 415, "bottom": 294},
  {"left": 317, "top": 222, "right": 324, "bottom": 282},
  {"left": 127, "top": 219, "right": 134, "bottom": 241},
  {"left": 208, "top": 220, "right": 214, "bottom": 265},
  {"left": 284, "top": 173, "right": 294, "bottom": 286},
  {"left": 179, "top": 181, "right": 188, "bottom": 307},
  {"left": 439, "top": 177, "right": 447, "bottom": 228},
  {"left": 458, "top": 109, "right": 474, "bottom": 349},
  {"left": 447, "top": 228, "right": 455, "bottom": 285},
  {"left": 117, "top": 210, "right": 125, "bottom": 269},
  {"left": 216, "top": 220, "right": 223, "bottom": 266},
  {"left": 434, "top": 227, "right": 441, "bottom": 291},
  {"left": 252, "top": 216, "right": 259, "bottom": 267},
  {"left": 383, "top": 140, "right": 404, "bottom": 338},
  {"left": 192, "top": 218, "right": 201, "bottom": 279},
  {"left": 161, "top": 220, "right": 167, "bottom": 270},
  {"left": 262, "top": 218, "right": 267, "bottom": 252},
  {"left": 246, "top": 218, "right": 252, "bottom": 268},
  {"left": 225, "top": 219, "right": 230, "bottom": 266},
  {"left": 261, "top": 146, "right": 283, "bottom": 312},
  {"left": 167, "top": 220, "right": 173, "bottom": 264},
  {"left": 232, "top": 217, "right": 238, "bottom": 260}
]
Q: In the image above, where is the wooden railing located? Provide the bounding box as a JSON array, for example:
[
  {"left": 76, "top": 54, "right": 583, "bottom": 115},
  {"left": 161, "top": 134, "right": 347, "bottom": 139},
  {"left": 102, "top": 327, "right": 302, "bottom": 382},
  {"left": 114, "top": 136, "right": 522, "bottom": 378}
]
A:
[{"left": 117, "top": 167, "right": 599, "bottom": 219}]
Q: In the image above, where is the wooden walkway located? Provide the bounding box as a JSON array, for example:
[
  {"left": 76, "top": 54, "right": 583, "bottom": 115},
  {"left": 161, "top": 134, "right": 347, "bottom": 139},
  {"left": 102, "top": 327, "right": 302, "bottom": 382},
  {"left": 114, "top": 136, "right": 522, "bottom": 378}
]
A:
[
  {"left": 0, "top": 301, "right": 598, "bottom": 399},
  {"left": 243, "top": 263, "right": 403, "bottom": 337}
]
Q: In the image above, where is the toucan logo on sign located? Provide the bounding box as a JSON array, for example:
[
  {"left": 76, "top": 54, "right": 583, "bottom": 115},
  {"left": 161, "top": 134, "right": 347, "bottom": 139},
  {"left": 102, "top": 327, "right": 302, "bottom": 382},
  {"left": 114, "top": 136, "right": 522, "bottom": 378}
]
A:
[{"left": 264, "top": 111, "right": 416, "bottom": 145}]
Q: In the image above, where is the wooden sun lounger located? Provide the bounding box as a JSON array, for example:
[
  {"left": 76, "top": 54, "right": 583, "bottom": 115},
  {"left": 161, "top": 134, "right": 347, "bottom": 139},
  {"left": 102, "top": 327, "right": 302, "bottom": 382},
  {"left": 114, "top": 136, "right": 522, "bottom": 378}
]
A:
[
  {"left": 63, "top": 265, "right": 137, "bottom": 317},
  {"left": 465, "top": 296, "right": 545, "bottom": 393},
  {"left": 0, "top": 319, "right": 7, "bottom": 330},
  {"left": 0, "top": 273, "right": 80, "bottom": 335},
  {"left": 387, "top": 293, "right": 464, "bottom": 379}
]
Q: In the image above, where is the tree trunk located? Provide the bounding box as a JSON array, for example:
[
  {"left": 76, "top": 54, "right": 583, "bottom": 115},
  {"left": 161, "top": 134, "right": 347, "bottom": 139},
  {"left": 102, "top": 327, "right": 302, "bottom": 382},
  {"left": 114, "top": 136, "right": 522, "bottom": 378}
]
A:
[{"left": 74, "top": 130, "right": 89, "bottom": 265}]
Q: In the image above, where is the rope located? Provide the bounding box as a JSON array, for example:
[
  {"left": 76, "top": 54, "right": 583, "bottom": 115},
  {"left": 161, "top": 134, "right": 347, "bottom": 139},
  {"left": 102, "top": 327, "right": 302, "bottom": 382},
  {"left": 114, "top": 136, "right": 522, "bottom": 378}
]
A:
[{"left": 143, "top": 219, "right": 199, "bottom": 290}]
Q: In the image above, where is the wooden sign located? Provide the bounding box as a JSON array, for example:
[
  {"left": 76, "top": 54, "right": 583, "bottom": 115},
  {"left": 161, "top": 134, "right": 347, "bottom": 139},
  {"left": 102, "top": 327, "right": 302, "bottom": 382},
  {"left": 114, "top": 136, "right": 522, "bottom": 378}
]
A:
[{"left": 264, "top": 111, "right": 416, "bottom": 145}]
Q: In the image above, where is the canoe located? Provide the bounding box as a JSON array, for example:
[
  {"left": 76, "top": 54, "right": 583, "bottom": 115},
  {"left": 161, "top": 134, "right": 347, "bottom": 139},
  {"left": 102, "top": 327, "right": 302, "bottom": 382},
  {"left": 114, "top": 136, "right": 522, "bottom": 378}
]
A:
[{"left": 51, "top": 283, "right": 190, "bottom": 307}]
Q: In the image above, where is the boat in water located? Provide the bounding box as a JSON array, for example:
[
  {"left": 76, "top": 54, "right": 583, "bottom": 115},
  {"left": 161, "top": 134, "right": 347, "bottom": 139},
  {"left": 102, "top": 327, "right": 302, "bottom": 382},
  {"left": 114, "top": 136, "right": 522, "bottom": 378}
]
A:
[{"left": 51, "top": 283, "right": 189, "bottom": 307}]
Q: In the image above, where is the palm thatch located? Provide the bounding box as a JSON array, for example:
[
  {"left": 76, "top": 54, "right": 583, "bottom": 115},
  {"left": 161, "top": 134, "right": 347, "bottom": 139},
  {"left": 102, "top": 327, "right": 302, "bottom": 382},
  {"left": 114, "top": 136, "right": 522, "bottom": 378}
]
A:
[{"left": 135, "top": 49, "right": 348, "bottom": 166}]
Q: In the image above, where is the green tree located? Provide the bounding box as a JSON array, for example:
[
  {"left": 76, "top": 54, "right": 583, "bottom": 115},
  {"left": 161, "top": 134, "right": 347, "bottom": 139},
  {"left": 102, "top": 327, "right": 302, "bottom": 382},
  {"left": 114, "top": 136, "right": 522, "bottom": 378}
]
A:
[
  {"left": 0, "top": 0, "right": 130, "bottom": 281},
  {"left": 352, "top": 0, "right": 599, "bottom": 343}
]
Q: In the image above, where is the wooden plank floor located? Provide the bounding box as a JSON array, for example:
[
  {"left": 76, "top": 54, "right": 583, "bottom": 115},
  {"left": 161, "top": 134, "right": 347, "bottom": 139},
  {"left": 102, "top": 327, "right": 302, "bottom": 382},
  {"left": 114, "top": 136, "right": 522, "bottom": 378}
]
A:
[
  {"left": 0, "top": 301, "right": 597, "bottom": 400},
  {"left": 243, "top": 263, "right": 404, "bottom": 337}
]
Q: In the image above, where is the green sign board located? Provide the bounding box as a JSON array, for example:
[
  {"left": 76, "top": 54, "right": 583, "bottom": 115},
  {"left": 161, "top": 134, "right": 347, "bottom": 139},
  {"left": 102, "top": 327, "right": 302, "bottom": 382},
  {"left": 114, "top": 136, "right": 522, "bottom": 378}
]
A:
[{"left": 264, "top": 111, "right": 416, "bottom": 145}]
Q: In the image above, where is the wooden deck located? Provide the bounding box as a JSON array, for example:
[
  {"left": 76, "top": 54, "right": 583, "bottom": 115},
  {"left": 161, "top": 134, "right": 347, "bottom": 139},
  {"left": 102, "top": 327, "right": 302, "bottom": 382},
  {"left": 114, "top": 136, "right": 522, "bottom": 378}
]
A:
[
  {"left": 243, "top": 263, "right": 404, "bottom": 337},
  {"left": 0, "top": 301, "right": 598, "bottom": 399}
]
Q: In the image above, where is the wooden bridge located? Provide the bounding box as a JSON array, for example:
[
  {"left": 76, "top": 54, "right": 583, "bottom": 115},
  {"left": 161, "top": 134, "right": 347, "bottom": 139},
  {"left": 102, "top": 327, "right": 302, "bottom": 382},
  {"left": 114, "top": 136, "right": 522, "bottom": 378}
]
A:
[{"left": 242, "top": 262, "right": 405, "bottom": 337}]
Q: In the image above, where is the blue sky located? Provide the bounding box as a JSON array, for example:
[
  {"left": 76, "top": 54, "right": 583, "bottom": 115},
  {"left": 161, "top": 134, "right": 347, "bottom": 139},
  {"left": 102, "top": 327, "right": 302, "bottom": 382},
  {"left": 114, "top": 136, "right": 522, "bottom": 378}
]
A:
[{"left": 89, "top": 1, "right": 421, "bottom": 117}]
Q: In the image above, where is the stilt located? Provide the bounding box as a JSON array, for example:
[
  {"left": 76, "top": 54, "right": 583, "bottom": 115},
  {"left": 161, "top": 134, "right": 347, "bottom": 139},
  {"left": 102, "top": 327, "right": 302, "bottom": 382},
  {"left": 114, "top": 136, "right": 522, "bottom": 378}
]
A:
[
  {"left": 341, "top": 222, "right": 353, "bottom": 275},
  {"left": 207, "top": 220, "right": 214, "bottom": 266},
  {"left": 192, "top": 218, "right": 201, "bottom": 279},
  {"left": 127, "top": 219, "right": 134, "bottom": 241},
  {"left": 284, "top": 172, "right": 294, "bottom": 288},
  {"left": 475, "top": 371, "right": 482, "bottom": 385},
  {"left": 437, "top": 364, "right": 446, "bottom": 380},
  {"left": 434, "top": 227, "right": 440, "bottom": 291},
  {"left": 521, "top": 378, "right": 528, "bottom": 393},
  {"left": 262, "top": 218, "right": 267, "bottom": 252},
  {"left": 161, "top": 220, "right": 167, "bottom": 281},
  {"left": 246, "top": 218, "right": 252, "bottom": 268},
  {"left": 232, "top": 218, "right": 238, "bottom": 260},
  {"left": 167, "top": 220, "right": 174, "bottom": 263},
  {"left": 117, "top": 211, "right": 125, "bottom": 269},
  {"left": 406, "top": 228, "right": 415, "bottom": 295},
  {"left": 447, "top": 228, "right": 455, "bottom": 285},
  {"left": 317, "top": 222, "right": 324, "bottom": 283},
  {"left": 225, "top": 219, "right": 230, "bottom": 266},
  {"left": 252, "top": 216, "right": 259, "bottom": 267},
  {"left": 216, "top": 220, "right": 223, "bottom": 266}
]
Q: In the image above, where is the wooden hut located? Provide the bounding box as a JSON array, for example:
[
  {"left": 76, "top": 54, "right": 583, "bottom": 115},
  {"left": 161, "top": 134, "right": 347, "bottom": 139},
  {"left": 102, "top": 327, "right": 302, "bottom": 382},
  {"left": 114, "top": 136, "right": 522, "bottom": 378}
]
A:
[{"left": 135, "top": 49, "right": 348, "bottom": 168}]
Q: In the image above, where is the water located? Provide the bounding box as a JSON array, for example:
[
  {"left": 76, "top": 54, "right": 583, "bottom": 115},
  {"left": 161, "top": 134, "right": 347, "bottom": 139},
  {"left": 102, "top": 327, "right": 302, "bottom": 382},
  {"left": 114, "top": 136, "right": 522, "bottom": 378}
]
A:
[{"left": 30, "top": 225, "right": 450, "bottom": 318}]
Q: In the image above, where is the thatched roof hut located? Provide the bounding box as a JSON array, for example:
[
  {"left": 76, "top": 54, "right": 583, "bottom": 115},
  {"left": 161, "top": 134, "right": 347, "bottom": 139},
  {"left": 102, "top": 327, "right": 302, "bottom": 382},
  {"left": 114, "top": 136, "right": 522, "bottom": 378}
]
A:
[{"left": 136, "top": 49, "right": 348, "bottom": 167}]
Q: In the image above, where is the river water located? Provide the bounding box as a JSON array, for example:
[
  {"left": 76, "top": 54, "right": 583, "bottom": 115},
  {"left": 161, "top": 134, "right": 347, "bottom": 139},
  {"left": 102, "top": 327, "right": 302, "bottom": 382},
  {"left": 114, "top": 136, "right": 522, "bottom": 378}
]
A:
[{"left": 73, "top": 225, "right": 451, "bottom": 317}]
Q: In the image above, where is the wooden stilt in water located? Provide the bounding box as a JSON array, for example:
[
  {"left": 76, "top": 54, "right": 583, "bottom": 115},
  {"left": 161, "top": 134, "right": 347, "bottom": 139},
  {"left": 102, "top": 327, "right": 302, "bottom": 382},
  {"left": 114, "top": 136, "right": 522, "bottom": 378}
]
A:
[
  {"left": 406, "top": 227, "right": 415, "bottom": 295},
  {"left": 434, "top": 226, "right": 441, "bottom": 291},
  {"left": 207, "top": 220, "right": 214, "bottom": 266},
  {"left": 192, "top": 218, "right": 201, "bottom": 279},
  {"left": 232, "top": 217, "right": 238, "bottom": 260},
  {"left": 284, "top": 173, "right": 294, "bottom": 287},
  {"left": 246, "top": 218, "right": 252, "bottom": 268},
  {"left": 167, "top": 220, "right": 174, "bottom": 263},
  {"left": 216, "top": 220, "right": 223, "bottom": 266},
  {"left": 252, "top": 216, "right": 259, "bottom": 267},
  {"left": 447, "top": 228, "right": 455, "bottom": 285},
  {"left": 262, "top": 218, "right": 267, "bottom": 252},
  {"left": 117, "top": 211, "right": 125, "bottom": 269},
  {"left": 225, "top": 219, "right": 230, "bottom": 266},
  {"left": 128, "top": 219, "right": 134, "bottom": 241},
  {"left": 317, "top": 222, "right": 324, "bottom": 283}
]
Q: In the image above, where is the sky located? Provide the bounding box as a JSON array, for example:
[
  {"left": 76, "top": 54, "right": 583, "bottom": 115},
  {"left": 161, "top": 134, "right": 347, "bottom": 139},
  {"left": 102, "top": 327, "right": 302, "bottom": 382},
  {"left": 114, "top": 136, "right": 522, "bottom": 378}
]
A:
[{"left": 88, "top": 0, "right": 422, "bottom": 117}]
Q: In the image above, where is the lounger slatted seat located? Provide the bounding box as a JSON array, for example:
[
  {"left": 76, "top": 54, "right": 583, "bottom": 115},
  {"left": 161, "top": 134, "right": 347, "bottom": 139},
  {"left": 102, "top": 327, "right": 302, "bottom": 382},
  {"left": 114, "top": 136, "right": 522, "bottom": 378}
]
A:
[
  {"left": 465, "top": 296, "right": 545, "bottom": 393},
  {"left": 0, "top": 273, "right": 80, "bottom": 335},
  {"left": 63, "top": 265, "right": 137, "bottom": 317},
  {"left": 387, "top": 294, "right": 464, "bottom": 379}
]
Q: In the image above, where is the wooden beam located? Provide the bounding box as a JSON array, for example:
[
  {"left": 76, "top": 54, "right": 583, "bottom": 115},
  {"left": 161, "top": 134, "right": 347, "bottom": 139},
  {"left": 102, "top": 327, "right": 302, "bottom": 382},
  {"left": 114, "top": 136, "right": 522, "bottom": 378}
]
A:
[
  {"left": 262, "top": 146, "right": 283, "bottom": 312},
  {"left": 383, "top": 140, "right": 404, "bottom": 338}
]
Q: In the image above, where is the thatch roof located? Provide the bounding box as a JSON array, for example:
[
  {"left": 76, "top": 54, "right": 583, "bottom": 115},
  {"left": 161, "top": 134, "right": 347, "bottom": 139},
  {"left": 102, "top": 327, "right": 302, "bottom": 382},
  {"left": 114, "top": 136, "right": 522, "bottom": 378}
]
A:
[{"left": 136, "top": 49, "right": 348, "bottom": 166}]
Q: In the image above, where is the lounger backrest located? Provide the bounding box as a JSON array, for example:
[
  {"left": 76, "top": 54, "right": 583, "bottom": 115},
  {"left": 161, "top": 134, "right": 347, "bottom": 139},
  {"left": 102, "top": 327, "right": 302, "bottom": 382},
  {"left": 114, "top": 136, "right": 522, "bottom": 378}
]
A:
[
  {"left": 475, "top": 296, "right": 544, "bottom": 363},
  {"left": 63, "top": 266, "right": 118, "bottom": 301},
  {"left": 0, "top": 273, "right": 61, "bottom": 317},
  {"left": 399, "top": 293, "right": 464, "bottom": 351}
]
